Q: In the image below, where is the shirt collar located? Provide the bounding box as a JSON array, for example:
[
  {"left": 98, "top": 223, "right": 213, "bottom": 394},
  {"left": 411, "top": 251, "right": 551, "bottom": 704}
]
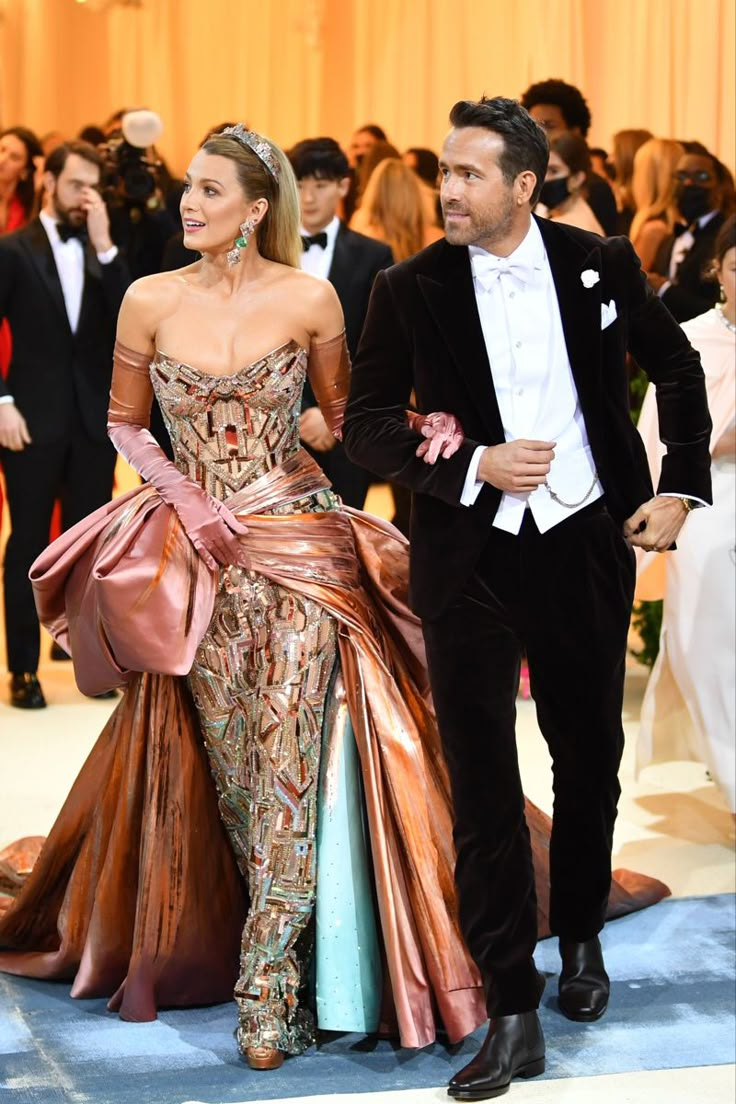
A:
[
  {"left": 299, "top": 214, "right": 340, "bottom": 247},
  {"left": 39, "top": 208, "right": 84, "bottom": 248},
  {"left": 697, "top": 209, "right": 720, "bottom": 230},
  {"left": 39, "top": 208, "right": 62, "bottom": 245},
  {"left": 468, "top": 217, "right": 546, "bottom": 274}
]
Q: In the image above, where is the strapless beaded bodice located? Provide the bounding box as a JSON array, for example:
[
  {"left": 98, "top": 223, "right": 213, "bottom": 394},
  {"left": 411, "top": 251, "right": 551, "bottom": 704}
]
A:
[{"left": 150, "top": 340, "right": 309, "bottom": 500}]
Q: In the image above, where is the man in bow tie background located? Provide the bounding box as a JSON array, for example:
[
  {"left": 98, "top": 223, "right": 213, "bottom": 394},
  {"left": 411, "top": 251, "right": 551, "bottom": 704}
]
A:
[
  {"left": 289, "top": 137, "right": 392, "bottom": 507},
  {"left": 0, "top": 140, "right": 129, "bottom": 708},
  {"left": 647, "top": 143, "right": 732, "bottom": 322},
  {"left": 343, "top": 96, "right": 712, "bottom": 1099}
]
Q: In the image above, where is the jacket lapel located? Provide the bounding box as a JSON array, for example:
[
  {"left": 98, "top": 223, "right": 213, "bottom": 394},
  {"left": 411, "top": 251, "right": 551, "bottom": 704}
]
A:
[
  {"left": 417, "top": 240, "right": 504, "bottom": 442},
  {"left": 22, "top": 218, "right": 71, "bottom": 332},
  {"left": 327, "top": 221, "right": 353, "bottom": 302},
  {"left": 76, "top": 242, "right": 102, "bottom": 335},
  {"left": 536, "top": 216, "right": 602, "bottom": 420}
]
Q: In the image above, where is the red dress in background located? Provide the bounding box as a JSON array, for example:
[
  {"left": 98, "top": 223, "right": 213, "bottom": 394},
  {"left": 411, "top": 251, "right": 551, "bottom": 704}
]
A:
[
  {"left": 0, "top": 195, "right": 63, "bottom": 547},
  {"left": 0, "top": 195, "right": 28, "bottom": 532}
]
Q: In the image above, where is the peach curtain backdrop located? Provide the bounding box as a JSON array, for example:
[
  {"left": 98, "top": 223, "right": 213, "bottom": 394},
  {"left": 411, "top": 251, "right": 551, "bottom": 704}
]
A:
[{"left": 0, "top": 0, "right": 733, "bottom": 177}]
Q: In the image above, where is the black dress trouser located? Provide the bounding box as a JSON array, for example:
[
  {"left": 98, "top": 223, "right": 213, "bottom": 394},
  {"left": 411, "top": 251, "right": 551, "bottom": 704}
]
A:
[
  {"left": 2, "top": 430, "right": 116, "bottom": 674},
  {"left": 422, "top": 499, "right": 636, "bottom": 1017}
]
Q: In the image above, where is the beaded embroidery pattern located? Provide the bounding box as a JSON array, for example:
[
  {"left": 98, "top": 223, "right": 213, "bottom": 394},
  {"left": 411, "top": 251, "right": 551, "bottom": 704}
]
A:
[{"left": 151, "top": 343, "right": 338, "bottom": 1054}]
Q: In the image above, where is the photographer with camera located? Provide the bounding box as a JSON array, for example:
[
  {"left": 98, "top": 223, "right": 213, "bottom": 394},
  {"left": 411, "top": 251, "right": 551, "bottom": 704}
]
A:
[
  {"left": 0, "top": 140, "right": 130, "bottom": 708},
  {"left": 101, "top": 109, "right": 178, "bottom": 281}
]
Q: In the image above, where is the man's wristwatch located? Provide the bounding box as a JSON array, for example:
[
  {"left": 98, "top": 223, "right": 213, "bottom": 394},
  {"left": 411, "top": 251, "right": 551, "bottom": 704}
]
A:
[{"left": 680, "top": 497, "right": 697, "bottom": 513}]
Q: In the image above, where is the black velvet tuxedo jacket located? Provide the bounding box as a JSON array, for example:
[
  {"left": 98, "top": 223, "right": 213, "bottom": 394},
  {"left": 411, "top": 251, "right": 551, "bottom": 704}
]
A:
[
  {"left": 652, "top": 211, "right": 724, "bottom": 323},
  {"left": 0, "top": 218, "right": 130, "bottom": 445},
  {"left": 343, "top": 216, "right": 712, "bottom": 620}
]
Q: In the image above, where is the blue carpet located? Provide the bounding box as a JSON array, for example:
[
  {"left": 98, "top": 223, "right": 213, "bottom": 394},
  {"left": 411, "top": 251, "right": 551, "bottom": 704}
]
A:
[{"left": 1, "top": 894, "right": 734, "bottom": 1103}]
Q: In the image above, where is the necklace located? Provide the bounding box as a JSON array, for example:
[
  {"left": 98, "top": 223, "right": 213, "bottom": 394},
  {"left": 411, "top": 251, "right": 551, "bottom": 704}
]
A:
[{"left": 716, "top": 304, "right": 736, "bottom": 334}]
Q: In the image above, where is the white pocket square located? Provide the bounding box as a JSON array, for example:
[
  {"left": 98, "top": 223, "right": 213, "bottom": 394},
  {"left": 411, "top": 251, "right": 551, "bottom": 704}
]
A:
[{"left": 601, "top": 299, "right": 618, "bottom": 330}]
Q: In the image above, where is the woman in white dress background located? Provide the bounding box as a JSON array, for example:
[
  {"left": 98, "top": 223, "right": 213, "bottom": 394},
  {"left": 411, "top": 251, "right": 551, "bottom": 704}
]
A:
[{"left": 636, "top": 215, "right": 736, "bottom": 812}]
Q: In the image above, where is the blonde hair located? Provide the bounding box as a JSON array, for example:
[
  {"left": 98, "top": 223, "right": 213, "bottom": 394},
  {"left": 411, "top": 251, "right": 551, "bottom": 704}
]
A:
[
  {"left": 359, "top": 158, "right": 425, "bottom": 262},
  {"left": 612, "top": 128, "right": 652, "bottom": 211},
  {"left": 629, "top": 138, "right": 685, "bottom": 242},
  {"left": 201, "top": 132, "right": 301, "bottom": 268}
]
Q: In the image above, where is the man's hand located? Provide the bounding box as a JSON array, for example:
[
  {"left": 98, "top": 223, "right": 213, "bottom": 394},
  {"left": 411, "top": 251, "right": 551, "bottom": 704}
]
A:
[
  {"left": 0, "top": 403, "right": 31, "bottom": 451},
  {"left": 81, "top": 186, "right": 114, "bottom": 254},
  {"left": 299, "top": 407, "right": 337, "bottom": 452},
  {"left": 477, "top": 440, "right": 555, "bottom": 493},
  {"left": 623, "top": 496, "right": 690, "bottom": 551}
]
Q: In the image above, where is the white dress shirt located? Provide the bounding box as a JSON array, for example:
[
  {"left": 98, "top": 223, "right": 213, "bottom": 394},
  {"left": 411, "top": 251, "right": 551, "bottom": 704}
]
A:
[
  {"left": 39, "top": 209, "right": 87, "bottom": 333},
  {"left": 299, "top": 215, "right": 340, "bottom": 280},
  {"left": 460, "top": 218, "right": 602, "bottom": 534}
]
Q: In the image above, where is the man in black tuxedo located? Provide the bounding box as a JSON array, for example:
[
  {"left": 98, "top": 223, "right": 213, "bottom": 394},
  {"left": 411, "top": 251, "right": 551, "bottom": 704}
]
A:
[
  {"left": 288, "top": 137, "right": 393, "bottom": 507},
  {"left": 0, "top": 140, "right": 129, "bottom": 708},
  {"left": 648, "top": 146, "right": 728, "bottom": 322},
  {"left": 343, "top": 97, "right": 711, "bottom": 1099}
]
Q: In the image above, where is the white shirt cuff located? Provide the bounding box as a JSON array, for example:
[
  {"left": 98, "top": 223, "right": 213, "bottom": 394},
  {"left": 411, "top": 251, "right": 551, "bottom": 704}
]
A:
[
  {"left": 658, "top": 492, "right": 708, "bottom": 508},
  {"left": 460, "top": 446, "right": 486, "bottom": 506},
  {"left": 0, "top": 395, "right": 15, "bottom": 405},
  {"left": 96, "top": 244, "right": 119, "bottom": 265}
]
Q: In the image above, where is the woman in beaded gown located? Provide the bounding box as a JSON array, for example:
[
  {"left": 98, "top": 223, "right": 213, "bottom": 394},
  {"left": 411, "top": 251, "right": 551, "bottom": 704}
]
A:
[{"left": 0, "top": 127, "right": 668, "bottom": 1070}]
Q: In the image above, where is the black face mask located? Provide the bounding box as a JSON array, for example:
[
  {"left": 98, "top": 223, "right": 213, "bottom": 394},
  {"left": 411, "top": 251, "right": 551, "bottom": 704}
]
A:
[
  {"left": 676, "top": 184, "right": 713, "bottom": 224},
  {"left": 539, "top": 176, "right": 570, "bottom": 210}
]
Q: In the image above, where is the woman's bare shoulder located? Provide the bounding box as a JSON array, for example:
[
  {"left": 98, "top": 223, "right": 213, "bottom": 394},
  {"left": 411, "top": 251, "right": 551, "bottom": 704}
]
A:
[{"left": 122, "top": 269, "right": 191, "bottom": 320}]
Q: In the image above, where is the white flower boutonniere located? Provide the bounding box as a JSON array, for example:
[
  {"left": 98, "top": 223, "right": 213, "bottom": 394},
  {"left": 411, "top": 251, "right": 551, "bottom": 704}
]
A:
[{"left": 580, "top": 269, "right": 600, "bottom": 289}]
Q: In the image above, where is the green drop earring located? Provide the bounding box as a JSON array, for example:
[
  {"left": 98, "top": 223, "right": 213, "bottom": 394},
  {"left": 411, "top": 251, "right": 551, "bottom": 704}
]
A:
[{"left": 227, "top": 218, "right": 257, "bottom": 266}]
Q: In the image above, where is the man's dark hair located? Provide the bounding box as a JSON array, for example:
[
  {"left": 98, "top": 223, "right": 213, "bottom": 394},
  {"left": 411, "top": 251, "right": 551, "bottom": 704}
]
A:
[
  {"left": 520, "top": 79, "right": 592, "bottom": 138},
  {"left": 77, "top": 125, "right": 106, "bottom": 146},
  {"left": 288, "top": 137, "right": 349, "bottom": 181},
  {"left": 356, "top": 124, "right": 387, "bottom": 142},
  {"left": 449, "top": 97, "right": 549, "bottom": 206},
  {"left": 405, "top": 147, "right": 440, "bottom": 187},
  {"left": 45, "top": 140, "right": 103, "bottom": 180}
]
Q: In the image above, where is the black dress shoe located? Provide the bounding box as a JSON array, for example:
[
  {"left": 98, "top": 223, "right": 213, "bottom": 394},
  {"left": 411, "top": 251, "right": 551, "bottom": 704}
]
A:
[
  {"left": 448, "top": 1011, "right": 545, "bottom": 1100},
  {"left": 50, "top": 641, "right": 71, "bottom": 661},
  {"left": 558, "top": 936, "right": 610, "bottom": 1022},
  {"left": 9, "top": 673, "right": 47, "bottom": 710}
]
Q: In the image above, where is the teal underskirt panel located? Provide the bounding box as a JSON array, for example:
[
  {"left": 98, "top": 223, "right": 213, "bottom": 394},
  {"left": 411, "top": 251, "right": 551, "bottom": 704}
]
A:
[{"left": 314, "top": 667, "right": 382, "bottom": 1032}]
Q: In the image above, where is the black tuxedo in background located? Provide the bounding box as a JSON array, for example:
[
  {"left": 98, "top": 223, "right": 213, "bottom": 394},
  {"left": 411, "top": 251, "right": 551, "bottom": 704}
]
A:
[
  {"left": 0, "top": 218, "right": 129, "bottom": 674},
  {"left": 343, "top": 217, "right": 711, "bottom": 1016},
  {"left": 301, "top": 221, "right": 393, "bottom": 507},
  {"left": 652, "top": 211, "right": 724, "bottom": 322}
]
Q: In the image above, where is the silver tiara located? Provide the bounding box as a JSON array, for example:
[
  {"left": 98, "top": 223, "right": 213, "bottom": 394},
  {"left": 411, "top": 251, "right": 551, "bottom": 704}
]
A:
[{"left": 219, "top": 124, "right": 280, "bottom": 181}]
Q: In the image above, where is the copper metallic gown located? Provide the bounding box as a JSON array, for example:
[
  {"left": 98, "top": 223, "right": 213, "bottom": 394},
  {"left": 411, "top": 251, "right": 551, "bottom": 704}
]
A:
[{"left": 0, "top": 337, "right": 669, "bottom": 1056}]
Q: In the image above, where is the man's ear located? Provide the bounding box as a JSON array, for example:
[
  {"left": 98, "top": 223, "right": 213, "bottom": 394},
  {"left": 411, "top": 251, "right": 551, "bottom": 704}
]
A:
[{"left": 338, "top": 176, "right": 351, "bottom": 198}]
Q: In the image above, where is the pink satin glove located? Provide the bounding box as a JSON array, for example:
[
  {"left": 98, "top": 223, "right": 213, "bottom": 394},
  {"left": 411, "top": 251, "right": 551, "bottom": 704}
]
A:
[
  {"left": 406, "top": 410, "right": 465, "bottom": 464},
  {"left": 108, "top": 422, "right": 249, "bottom": 571}
]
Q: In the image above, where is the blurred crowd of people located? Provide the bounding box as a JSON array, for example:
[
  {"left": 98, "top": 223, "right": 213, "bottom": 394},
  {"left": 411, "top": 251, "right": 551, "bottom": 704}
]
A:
[{"left": 0, "top": 77, "right": 734, "bottom": 790}]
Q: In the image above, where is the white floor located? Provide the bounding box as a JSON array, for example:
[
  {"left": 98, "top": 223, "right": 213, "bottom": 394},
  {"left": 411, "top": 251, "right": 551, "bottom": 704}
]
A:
[{"left": 0, "top": 479, "right": 734, "bottom": 1103}]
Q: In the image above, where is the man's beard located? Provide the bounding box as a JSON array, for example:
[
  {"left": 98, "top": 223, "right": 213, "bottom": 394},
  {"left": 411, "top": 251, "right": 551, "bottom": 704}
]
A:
[
  {"left": 53, "top": 195, "right": 86, "bottom": 228},
  {"left": 442, "top": 195, "right": 515, "bottom": 248}
]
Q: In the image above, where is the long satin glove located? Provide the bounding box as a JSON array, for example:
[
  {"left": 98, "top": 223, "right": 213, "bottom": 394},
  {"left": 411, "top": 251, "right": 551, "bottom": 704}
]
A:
[
  {"left": 405, "top": 411, "right": 465, "bottom": 464},
  {"left": 308, "top": 331, "right": 351, "bottom": 441},
  {"left": 107, "top": 340, "right": 249, "bottom": 571}
]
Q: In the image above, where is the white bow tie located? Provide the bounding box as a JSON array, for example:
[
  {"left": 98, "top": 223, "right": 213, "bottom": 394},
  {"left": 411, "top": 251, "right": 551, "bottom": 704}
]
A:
[{"left": 471, "top": 251, "right": 536, "bottom": 290}]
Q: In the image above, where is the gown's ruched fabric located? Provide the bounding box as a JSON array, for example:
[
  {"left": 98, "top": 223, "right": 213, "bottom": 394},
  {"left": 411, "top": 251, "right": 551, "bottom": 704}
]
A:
[{"left": 0, "top": 451, "right": 669, "bottom": 1047}]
